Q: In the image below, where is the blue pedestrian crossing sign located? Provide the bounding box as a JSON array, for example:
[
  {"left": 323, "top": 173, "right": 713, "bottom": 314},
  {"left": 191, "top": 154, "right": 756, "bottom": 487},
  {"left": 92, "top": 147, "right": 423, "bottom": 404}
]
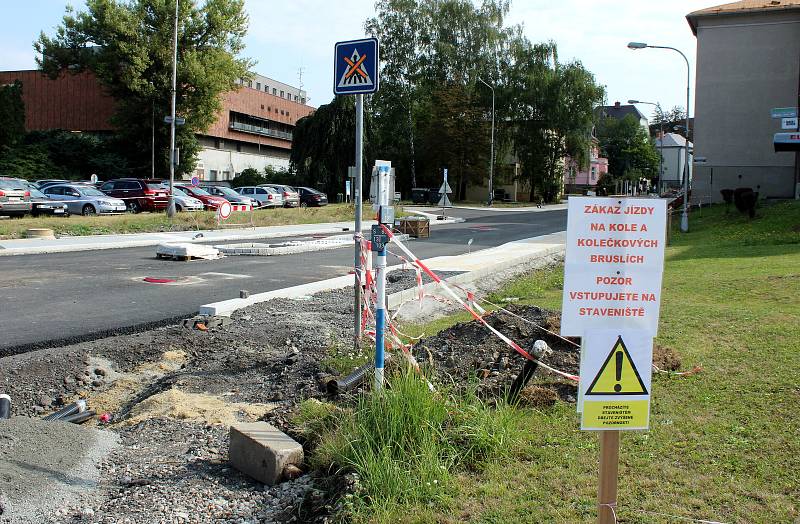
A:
[{"left": 334, "top": 38, "right": 379, "bottom": 95}]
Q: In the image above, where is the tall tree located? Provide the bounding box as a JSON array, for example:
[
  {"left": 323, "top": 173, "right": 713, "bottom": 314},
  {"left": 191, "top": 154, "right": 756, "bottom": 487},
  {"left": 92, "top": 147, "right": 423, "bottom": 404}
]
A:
[
  {"left": 0, "top": 80, "right": 25, "bottom": 150},
  {"left": 290, "top": 96, "right": 375, "bottom": 198},
  {"left": 596, "top": 114, "right": 659, "bottom": 182},
  {"left": 35, "top": 0, "right": 253, "bottom": 177}
]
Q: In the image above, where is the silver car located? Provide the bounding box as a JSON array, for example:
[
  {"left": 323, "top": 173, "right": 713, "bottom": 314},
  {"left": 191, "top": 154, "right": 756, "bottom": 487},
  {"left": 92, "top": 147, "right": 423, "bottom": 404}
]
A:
[
  {"left": 260, "top": 184, "right": 300, "bottom": 207},
  {"left": 199, "top": 185, "right": 257, "bottom": 207},
  {"left": 160, "top": 186, "right": 204, "bottom": 212},
  {"left": 235, "top": 186, "right": 283, "bottom": 208},
  {"left": 0, "top": 177, "right": 33, "bottom": 217},
  {"left": 44, "top": 184, "right": 127, "bottom": 215}
]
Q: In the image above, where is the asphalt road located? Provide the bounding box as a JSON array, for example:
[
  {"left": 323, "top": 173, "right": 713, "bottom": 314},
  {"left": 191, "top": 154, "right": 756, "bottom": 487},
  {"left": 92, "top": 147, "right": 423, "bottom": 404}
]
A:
[{"left": 0, "top": 207, "right": 566, "bottom": 352}]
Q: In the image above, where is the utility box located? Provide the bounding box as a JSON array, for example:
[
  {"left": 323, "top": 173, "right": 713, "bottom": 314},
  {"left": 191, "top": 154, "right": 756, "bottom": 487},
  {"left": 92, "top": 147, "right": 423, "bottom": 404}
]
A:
[{"left": 370, "top": 160, "right": 395, "bottom": 210}]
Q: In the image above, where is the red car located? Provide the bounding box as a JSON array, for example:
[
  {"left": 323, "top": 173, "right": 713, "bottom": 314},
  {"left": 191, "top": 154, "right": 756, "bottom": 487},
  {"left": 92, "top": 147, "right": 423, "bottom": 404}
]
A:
[
  {"left": 175, "top": 185, "right": 229, "bottom": 210},
  {"left": 100, "top": 178, "right": 169, "bottom": 213}
]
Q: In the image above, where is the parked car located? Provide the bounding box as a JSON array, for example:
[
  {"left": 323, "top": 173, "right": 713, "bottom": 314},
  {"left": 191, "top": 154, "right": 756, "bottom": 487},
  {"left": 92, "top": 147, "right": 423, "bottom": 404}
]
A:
[
  {"left": 199, "top": 185, "right": 257, "bottom": 207},
  {"left": 170, "top": 187, "right": 205, "bottom": 212},
  {"left": 35, "top": 179, "right": 71, "bottom": 189},
  {"left": 260, "top": 184, "right": 300, "bottom": 207},
  {"left": 235, "top": 186, "right": 283, "bottom": 208},
  {"left": 44, "top": 184, "right": 127, "bottom": 215},
  {"left": 174, "top": 184, "right": 229, "bottom": 210},
  {"left": 99, "top": 178, "right": 169, "bottom": 213},
  {"left": 24, "top": 183, "right": 69, "bottom": 217},
  {"left": 296, "top": 187, "right": 329, "bottom": 207},
  {"left": 0, "top": 177, "right": 33, "bottom": 217}
]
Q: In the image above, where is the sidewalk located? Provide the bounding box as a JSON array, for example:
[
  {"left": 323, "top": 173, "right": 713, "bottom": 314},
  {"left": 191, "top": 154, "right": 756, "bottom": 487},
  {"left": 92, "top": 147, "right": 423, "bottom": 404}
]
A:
[{"left": 0, "top": 216, "right": 462, "bottom": 256}]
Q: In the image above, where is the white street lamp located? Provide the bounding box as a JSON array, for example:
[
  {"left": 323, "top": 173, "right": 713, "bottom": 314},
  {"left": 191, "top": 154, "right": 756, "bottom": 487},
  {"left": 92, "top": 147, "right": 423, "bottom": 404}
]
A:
[
  {"left": 628, "top": 42, "right": 692, "bottom": 232},
  {"left": 477, "top": 77, "right": 495, "bottom": 206}
]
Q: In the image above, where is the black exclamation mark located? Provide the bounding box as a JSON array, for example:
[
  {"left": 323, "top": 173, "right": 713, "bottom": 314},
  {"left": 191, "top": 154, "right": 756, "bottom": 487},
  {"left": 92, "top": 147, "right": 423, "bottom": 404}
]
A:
[{"left": 613, "top": 351, "right": 623, "bottom": 392}]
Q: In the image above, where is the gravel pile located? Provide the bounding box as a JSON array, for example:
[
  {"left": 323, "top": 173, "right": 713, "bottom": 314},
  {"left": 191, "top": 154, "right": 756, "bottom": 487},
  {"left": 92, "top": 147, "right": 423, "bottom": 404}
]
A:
[{"left": 0, "top": 417, "right": 119, "bottom": 523}]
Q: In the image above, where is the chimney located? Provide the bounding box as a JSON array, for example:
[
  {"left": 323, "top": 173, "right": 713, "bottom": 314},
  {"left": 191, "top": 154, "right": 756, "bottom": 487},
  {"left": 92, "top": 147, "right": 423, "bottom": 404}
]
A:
[{"left": 614, "top": 101, "right": 621, "bottom": 108}]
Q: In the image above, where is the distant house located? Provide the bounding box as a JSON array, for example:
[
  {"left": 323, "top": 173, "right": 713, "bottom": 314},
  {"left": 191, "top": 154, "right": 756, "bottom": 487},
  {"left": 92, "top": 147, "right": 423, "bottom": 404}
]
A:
[
  {"left": 564, "top": 139, "right": 609, "bottom": 193},
  {"left": 598, "top": 101, "right": 649, "bottom": 129},
  {"left": 655, "top": 132, "right": 693, "bottom": 191},
  {"left": 686, "top": 0, "right": 800, "bottom": 202}
]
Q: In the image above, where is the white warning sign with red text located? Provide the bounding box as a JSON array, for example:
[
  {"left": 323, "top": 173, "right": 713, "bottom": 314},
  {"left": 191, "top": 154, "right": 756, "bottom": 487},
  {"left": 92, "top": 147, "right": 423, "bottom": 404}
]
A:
[{"left": 560, "top": 197, "right": 666, "bottom": 337}]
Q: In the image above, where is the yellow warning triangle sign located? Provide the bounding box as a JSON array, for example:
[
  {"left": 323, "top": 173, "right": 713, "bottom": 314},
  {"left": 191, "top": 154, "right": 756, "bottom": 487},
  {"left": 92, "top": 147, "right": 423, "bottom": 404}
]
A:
[{"left": 586, "top": 336, "right": 648, "bottom": 395}]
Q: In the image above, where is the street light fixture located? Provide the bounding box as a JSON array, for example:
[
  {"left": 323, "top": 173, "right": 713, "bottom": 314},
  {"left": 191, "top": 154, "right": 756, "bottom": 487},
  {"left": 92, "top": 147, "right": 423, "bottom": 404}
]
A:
[
  {"left": 628, "top": 99, "right": 664, "bottom": 194},
  {"left": 477, "top": 77, "right": 495, "bottom": 206},
  {"left": 627, "top": 41, "right": 691, "bottom": 233}
]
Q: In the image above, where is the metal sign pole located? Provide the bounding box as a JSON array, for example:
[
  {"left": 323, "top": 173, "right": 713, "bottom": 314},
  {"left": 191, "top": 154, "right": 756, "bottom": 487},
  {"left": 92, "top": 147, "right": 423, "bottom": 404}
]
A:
[
  {"left": 167, "top": 0, "right": 178, "bottom": 218},
  {"left": 354, "top": 94, "right": 364, "bottom": 352}
]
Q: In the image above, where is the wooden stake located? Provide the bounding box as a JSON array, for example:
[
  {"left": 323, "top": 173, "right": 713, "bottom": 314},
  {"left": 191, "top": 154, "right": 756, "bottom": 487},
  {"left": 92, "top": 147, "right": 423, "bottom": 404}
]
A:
[{"left": 598, "top": 430, "right": 620, "bottom": 524}]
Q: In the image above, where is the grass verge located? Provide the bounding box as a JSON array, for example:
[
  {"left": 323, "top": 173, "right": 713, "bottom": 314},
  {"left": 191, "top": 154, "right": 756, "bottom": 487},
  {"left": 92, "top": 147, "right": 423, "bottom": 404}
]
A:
[
  {"left": 0, "top": 203, "right": 380, "bottom": 240},
  {"left": 304, "top": 200, "right": 800, "bottom": 523}
]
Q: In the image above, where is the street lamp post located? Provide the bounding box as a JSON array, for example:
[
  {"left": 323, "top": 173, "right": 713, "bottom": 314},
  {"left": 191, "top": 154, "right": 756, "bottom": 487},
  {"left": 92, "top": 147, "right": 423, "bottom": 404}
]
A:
[
  {"left": 628, "top": 42, "right": 691, "bottom": 232},
  {"left": 167, "top": 0, "right": 179, "bottom": 218},
  {"left": 628, "top": 99, "right": 663, "bottom": 193},
  {"left": 477, "top": 77, "right": 495, "bottom": 206}
]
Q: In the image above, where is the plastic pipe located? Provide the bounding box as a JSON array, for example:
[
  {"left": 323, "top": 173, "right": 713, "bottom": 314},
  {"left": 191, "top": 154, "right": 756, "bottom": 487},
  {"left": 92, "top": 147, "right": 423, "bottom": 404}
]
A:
[
  {"left": 60, "top": 410, "right": 96, "bottom": 424},
  {"left": 0, "top": 394, "right": 10, "bottom": 419},
  {"left": 42, "top": 399, "right": 87, "bottom": 421}
]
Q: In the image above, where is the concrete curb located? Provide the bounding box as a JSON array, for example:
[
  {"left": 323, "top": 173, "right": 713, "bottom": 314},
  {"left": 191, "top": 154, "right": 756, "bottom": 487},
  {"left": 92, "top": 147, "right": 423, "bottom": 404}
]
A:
[
  {"left": 406, "top": 209, "right": 466, "bottom": 223},
  {"left": 387, "top": 244, "right": 565, "bottom": 309}
]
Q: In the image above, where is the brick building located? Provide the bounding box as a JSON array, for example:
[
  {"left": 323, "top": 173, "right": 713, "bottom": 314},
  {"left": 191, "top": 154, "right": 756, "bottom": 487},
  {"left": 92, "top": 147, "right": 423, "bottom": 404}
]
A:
[{"left": 0, "top": 70, "right": 314, "bottom": 182}]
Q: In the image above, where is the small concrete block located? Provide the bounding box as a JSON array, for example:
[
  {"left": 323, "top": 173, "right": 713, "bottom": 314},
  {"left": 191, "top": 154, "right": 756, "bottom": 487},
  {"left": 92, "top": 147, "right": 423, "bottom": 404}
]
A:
[{"left": 229, "top": 422, "right": 303, "bottom": 486}]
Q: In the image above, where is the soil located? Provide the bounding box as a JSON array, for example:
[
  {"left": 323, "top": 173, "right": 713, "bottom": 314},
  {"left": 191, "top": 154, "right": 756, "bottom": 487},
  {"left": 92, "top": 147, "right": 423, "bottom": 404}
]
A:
[{"left": 413, "top": 304, "right": 581, "bottom": 402}]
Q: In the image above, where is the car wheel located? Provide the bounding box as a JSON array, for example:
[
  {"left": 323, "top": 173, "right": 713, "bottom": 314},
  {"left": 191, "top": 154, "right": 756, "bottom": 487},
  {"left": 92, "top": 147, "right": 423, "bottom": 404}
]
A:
[
  {"left": 10, "top": 213, "right": 24, "bottom": 219},
  {"left": 300, "top": 202, "right": 308, "bottom": 208},
  {"left": 176, "top": 204, "right": 183, "bottom": 212},
  {"left": 128, "top": 200, "right": 142, "bottom": 214},
  {"left": 82, "top": 204, "right": 96, "bottom": 216}
]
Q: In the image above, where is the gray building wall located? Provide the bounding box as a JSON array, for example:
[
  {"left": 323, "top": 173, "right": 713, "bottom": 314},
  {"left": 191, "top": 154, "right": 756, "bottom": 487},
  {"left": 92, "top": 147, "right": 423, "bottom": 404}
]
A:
[{"left": 691, "top": 10, "right": 800, "bottom": 202}]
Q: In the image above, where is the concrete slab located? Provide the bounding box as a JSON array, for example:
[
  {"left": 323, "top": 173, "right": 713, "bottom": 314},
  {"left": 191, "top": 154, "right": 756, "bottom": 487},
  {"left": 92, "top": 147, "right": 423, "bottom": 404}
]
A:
[{"left": 229, "top": 422, "right": 303, "bottom": 486}]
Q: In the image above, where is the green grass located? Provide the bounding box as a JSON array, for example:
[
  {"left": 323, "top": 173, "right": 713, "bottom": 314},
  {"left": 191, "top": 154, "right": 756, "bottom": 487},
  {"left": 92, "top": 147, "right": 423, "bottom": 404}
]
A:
[
  {"left": 0, "top": 203, "right": 380, "bottom": 239},
  {"left": 296, "top": 372, "right": 527, "bottom": 524},
  {"left": 312, "top": 200, "right": 800, "bottom": 523},
  {"left": 321, "top": 340, "right": 372, "bottom": 376}
]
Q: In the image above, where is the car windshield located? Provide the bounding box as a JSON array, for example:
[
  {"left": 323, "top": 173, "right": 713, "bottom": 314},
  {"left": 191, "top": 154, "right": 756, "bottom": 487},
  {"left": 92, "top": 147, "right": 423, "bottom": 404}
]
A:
[
  {"left": 172, "top": 187, "right": 188, "bottom": 197},
  {"left": 0, "top": 179, "right": 28, "bottom": 190},
  {"left": 183, "top": 186, "right": 210, "bottom": 196},
  {"left": 146, "top": 183, "right": 165, "bottom": 191},
  {"left": 79, "top": 187, "right": 106, "bottom": 197},
  {"left": 28, "top": 187, "right": 46, "bottom": 198},
  {"left": 214, "top": 187, "right": 239, "bottom": 197}
]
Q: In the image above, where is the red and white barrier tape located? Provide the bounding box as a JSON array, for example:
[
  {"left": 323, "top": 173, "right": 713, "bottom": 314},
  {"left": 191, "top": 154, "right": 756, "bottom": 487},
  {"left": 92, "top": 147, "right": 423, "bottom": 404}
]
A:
[{"left": 379, "top": 224, "right": 580, "bottom": 382}]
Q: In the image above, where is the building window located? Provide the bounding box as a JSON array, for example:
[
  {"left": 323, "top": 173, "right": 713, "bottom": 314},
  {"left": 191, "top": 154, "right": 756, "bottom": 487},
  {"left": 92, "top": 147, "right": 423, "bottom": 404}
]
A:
[
  {"left": 265, "top": 85, "right": 268, "bottom": 92},
  {"left": 273, "top": 88, "right": 277, "bottom": 95},
  {"left": 214, "top": 138, "right": 220, "bottom": 149},
  {"left": 247, "top": 81, "right": 252, "bottom": 88},
  {"left": 287, "top": 112, "right": 290, "bottom": 117},
  {"left": 256, "top": 82, "right": 261, "bottom": 90},
  {"left": 236, "top": 142, "right": 241, "bottom": 152},
  {"left": 280, "top": 110, "right": 284, "bottom": 115},
  {"left": 210, "top": 169, "right": 218, "bottom": 180},
  {"left": 301, "top": 98, "right": 305, "bottom": 104},
  {"left": 280, "top": 90, "right": 284, "bottom": 97},
  {"left": 261, "top": 104, "right": 264, "bottom": 110}
]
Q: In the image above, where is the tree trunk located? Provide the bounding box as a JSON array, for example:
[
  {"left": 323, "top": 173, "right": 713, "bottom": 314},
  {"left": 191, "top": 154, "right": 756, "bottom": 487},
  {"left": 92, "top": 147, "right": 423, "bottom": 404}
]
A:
[{"left": 408, "top": 103, "right": 417, "bottom": 188}]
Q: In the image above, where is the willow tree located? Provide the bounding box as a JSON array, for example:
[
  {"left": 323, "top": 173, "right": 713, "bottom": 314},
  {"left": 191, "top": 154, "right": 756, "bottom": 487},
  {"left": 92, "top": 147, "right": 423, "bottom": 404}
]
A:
[{"left": 35, "top": 0, "right": 253, "bottom": 177}]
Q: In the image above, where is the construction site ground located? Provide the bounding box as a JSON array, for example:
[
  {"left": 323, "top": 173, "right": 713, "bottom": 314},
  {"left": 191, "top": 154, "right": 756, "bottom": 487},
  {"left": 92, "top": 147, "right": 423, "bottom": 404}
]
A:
[{"left": 2, "top": 266, "right": 572, "bottom": 524}]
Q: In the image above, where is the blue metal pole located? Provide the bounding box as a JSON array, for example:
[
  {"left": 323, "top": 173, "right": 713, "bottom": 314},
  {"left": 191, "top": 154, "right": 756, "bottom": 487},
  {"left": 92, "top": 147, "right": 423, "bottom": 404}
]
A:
[{"left": 374, "top": 242, "right": 386, "bottom": 390}]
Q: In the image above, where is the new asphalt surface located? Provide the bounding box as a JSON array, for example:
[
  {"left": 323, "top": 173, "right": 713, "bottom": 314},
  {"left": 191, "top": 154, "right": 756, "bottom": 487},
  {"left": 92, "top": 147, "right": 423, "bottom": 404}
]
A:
[{"left": 0, "top": 207, "right": 566, "bottom": 353}]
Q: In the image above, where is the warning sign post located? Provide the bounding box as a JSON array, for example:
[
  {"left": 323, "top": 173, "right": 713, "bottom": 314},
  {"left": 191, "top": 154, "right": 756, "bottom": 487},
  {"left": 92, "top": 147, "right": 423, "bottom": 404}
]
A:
[
  {"left": 580, "top": 329, "right": 652, "bottom": 430},
  {"left": 561, "top": 196, "right": 667, "bottom": 524}
]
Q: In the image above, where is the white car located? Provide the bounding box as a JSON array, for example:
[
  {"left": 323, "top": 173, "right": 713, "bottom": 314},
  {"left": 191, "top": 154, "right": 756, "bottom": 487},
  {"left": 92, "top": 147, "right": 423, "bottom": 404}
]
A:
[
  {"left": 235, "top": 186, "right": 284, "bottom": 208},
  {"left": 170, "top": 187, "right": 205, "bottom": 212}
]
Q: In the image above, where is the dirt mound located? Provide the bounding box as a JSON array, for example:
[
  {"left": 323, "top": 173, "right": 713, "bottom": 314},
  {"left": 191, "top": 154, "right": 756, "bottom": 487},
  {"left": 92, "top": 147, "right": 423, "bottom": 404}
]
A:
[
  {"left": 414, "top": 304, "right": 580, "bottom": 401},
  {"left": 125, "top": 388, "right": 275, "bottom": 426},
  {"left": 653, "top": 344, "right": 681, "bottom": 371}
]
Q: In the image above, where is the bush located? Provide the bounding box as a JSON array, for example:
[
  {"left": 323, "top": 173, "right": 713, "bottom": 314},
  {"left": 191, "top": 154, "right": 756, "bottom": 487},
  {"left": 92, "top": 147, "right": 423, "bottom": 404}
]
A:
[{"left": 303, "top": 371, "right": 525, "bottom": 521}]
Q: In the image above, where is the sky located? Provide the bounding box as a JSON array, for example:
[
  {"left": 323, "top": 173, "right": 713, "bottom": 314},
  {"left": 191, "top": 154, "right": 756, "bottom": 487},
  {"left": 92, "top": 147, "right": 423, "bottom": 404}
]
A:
[{"left": 0, "top": 0, "right": 715, "bottom": 118}]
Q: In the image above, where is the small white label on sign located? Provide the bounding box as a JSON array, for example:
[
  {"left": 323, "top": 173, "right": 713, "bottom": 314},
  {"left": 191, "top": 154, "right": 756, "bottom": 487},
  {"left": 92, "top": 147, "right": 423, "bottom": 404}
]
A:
[
  {"left": 782, "top": 117, "right": 798, "bottom": 130},
  {"left": 560, "top": 197, "right": 667, "bottom": 337}
]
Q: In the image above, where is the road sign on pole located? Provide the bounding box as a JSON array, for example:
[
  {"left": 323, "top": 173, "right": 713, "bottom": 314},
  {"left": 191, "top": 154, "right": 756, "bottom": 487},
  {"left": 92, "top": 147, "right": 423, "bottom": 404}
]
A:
[
  {"left": 771, "top": 107, "right": 798, "bottom": 119},
  {"left": 334, "top": 38, "right": 379, "bottom": 95},
  {"left": 335, "top": 37, "right": 380, "bottom": 357}
]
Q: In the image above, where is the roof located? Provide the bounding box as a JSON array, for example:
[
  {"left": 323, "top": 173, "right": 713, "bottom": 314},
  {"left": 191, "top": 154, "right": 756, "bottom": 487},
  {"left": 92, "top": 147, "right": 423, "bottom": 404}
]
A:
[
  {"left": 598, "top": 103, "right": 647, "bottom": 123},
  {"left": 656, "top": 132, "right": 694, "bottom": 149},
  {"left": 687, "top": 0, "right": 800, "bottom": 33}
]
